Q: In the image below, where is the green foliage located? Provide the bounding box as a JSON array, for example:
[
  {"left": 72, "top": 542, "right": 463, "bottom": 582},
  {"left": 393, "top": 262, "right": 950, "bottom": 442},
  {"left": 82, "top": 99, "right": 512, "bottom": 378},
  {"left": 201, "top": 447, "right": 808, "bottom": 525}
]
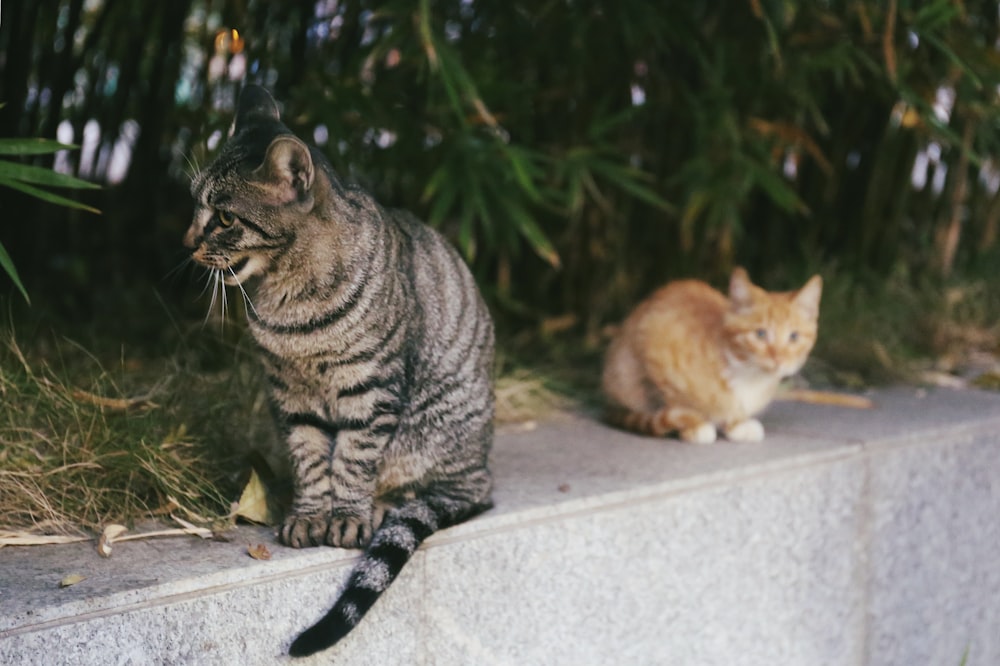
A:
[
  {"left": 7, "top": 0, "right": 1000, "bottom": 331},
  {"left": 225, "top": 0, "right": 1000, "bottom": 332},
  {"left": 0, "top": 138, "right": 100, "bottom": 303}
]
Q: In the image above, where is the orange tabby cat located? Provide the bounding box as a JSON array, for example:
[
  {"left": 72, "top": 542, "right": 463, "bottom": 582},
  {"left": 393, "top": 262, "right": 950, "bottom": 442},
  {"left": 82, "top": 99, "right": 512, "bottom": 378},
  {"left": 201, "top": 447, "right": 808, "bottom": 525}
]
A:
[{"left": 602, "top": 267, "right": 822, "bottom": 443}]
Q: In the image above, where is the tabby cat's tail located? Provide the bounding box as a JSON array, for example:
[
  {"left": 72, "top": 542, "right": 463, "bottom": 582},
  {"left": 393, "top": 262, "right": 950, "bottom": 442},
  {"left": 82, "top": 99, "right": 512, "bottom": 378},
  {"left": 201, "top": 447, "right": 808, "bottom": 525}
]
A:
[{"left": 288, "top": 495, "right": 489, "bottom": 657}]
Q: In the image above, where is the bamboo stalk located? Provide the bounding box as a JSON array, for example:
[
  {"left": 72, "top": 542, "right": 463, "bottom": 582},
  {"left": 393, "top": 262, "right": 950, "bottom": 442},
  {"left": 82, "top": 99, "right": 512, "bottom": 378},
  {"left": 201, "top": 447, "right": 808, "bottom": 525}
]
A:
[{"left": 938, "top": 120, "right": 975, "bottom": 277}]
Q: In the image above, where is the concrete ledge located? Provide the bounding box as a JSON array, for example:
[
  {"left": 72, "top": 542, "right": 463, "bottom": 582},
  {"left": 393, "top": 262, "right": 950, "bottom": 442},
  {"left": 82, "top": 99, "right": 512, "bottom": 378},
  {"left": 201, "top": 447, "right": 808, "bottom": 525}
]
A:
[{"left": 2, "top": 387, "right": 999, "bottom": 665}]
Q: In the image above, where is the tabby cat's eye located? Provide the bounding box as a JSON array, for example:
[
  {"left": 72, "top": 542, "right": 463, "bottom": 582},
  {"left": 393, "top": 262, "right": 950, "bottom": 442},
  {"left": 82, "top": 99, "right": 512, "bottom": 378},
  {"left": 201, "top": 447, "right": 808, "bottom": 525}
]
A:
[{"left": 217, "top": 210, "right": 238, "bottom": 228}]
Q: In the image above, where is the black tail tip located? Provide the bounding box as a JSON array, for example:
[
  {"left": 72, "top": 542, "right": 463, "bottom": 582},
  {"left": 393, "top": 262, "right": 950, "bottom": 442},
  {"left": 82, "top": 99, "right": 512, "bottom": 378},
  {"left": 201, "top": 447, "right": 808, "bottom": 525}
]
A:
[
  {"left": 288, "top": 627, "right": 325, "bottom": 658},
  {"left": 288, "top": 619, "right": 351, "bottom": 658}
]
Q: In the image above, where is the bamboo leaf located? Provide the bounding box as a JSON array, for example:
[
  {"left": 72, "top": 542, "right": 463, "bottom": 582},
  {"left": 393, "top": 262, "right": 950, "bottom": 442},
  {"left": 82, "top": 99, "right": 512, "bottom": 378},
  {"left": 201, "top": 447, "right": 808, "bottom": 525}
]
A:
[
  {"left": 426, "top": 173, "right": 459, "bottom": 228},
  {"left": 0, "top": 161, "right": 101, "bottom": 190},
  {"left": 680, "top": 190, "right": 711, "bottom": 251},
  {"left": 1, "top": 179, "right": 101, "bottom": 214},
  {"left": 504, "top": 199, "right": 560, "bottom": 268},
  {"left": 913, "top": 1, "right": 960, "bottom": 32},
  {"left": 740, "top": 156, "right": 808, "bottom": 214},
  {"left": 921, "top": 33, "right": 983, "bottom": 90},
  {"left": 0, "top": 139, "right": 78, "bottom": 156},
  {"left": 501, "top": 144, "right": 545, "bottom": 202},
  {"left": 0, "top": 241, "right": 30, "bottom": 304},
  {"left": 421, "top": 163, "right": 451, "bottom": 203},
  {"left": 588, "top": 159, "right": 672, "bottom": 212},
  {"left": 470, "top": 182, "right": 495, "bottom": 246}
]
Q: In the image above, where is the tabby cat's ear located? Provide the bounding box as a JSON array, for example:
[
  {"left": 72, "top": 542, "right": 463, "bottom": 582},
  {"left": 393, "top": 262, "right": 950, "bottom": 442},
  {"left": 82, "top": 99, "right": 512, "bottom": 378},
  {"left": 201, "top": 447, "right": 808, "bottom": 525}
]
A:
[
  {"left": 260, "top": 136, "right": 315, "bottom": 202},
  {"left": 232, "top": 85, "right": 280, "bottom": 135},
  {"left": 728, "top": 267, "right": 755, "bottom": 312},
  {"left": 794, "top": 274, "right": 823, "bottom": 318}
]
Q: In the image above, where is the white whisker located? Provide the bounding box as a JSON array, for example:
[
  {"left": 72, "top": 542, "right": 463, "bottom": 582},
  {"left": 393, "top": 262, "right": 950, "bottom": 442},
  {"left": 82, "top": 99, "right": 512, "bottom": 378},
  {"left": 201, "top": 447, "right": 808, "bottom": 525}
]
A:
[
  {"left": 164, "top": 255, "right": 194, "bottom": 282},
  {"left": 220, "top": 269, "right": 229, "bottom": 332},
  {"left": 182, "top": 151, "right": 202, "bottom": 183},
  {"left": 195, "top": 267, "right": 214, "bottom": 301},
  {"left": 228, "top": 265, "right": 259, "bottom": 318},
  {"left": 202, "top": 269, "right": 219, "bottom": 329}
]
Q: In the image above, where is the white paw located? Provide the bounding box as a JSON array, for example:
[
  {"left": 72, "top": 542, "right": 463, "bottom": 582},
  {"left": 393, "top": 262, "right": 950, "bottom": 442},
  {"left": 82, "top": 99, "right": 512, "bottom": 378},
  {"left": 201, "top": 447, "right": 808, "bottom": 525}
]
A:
[
  {"left": 682, "top": 422, "right": 717, "bottom": 445},
  {"left": 725, "top": 419, "right": 765, "bottom": 442}
]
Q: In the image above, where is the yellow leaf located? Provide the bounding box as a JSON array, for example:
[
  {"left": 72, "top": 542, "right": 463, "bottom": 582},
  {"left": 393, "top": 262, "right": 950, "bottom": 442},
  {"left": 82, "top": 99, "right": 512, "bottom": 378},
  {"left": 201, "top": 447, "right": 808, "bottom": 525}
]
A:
[
  {"left": 236, "top": 469, "right": 276, "bottom": 526},
  {"left": 96, "top": 523, "right": 129, "bottom": 558},
  {"left": 59, "top": 574, "right": 85, "bottom": 588}
]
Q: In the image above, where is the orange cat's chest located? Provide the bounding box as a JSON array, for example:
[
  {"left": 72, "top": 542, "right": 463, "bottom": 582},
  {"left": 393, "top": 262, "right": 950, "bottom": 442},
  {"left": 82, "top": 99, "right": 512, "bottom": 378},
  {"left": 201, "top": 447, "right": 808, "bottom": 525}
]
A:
[
  {"left": 644, "top": 343, "right": 779, "bottom": 423},
  {"left": 720, "top": 358, "right": 782, "bottom": 420}
]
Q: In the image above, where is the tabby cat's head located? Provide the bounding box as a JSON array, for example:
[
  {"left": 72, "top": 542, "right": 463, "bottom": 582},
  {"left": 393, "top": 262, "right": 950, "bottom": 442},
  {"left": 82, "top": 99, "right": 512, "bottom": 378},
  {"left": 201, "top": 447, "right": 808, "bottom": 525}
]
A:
[
  {"left": 184, "top": 85, "right": 318, "bottom": 285},
  {"left": 723, "top": 267, "right": 822, "bottom": 377}
]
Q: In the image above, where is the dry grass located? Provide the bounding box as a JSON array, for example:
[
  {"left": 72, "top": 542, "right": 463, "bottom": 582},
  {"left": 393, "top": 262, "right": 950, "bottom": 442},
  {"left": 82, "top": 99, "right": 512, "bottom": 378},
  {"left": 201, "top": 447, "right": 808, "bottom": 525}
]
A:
[
  {"left": 495, "top": 366, "right": 575, "bottom": 425},
  {"left": 812, "top": 269, "right": 1000, "bottom": 388},
  {"left": 0, "top": 328, "right": 267, "bottom": 536}
]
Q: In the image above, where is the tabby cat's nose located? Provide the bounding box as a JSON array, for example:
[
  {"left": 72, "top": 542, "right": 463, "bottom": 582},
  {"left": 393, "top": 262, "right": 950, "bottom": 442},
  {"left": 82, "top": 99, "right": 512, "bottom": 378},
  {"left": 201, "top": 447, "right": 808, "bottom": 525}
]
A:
[{"left": 182, "top": 226, "right": 201, "bottom": 249}]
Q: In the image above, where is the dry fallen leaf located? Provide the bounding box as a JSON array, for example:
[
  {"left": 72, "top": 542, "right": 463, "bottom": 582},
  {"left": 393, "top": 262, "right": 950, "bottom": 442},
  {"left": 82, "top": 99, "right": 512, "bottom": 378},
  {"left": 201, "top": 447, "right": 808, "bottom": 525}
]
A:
[
  {"left": 59, "top": 574, "right": 85, "bottom": 588},
  {"left": 171, "top": 515, "right": 213, "bottom": 539},
  {"left": 93, "top": 520, "right": 213, "bottom": 554},
  {"left": 777, "top": 389, "right": 875, "bottom": 410},
  {"left": 247, "top": 543, "right": 271, "bottom": 561},
  {"left": 70, "top": 388, "right": 157, "bottom": 412},
  {"left": 96, "top": 523, "right": 129, "bottom": 558},
  {"left": 167, "top": 495, "right": 211, "bottom": 524},
  {"left": 236, "top": 469, "right": 276, "bottom": 525},
  {"left": 0, "top": 531, "right": 89, "bottom": 547}
]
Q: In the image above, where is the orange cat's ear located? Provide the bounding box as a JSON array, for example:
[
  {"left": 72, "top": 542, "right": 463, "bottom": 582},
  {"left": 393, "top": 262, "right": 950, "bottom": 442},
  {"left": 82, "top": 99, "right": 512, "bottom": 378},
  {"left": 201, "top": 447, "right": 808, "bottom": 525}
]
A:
[
  {"left": 795, "top": 274, "right": 823, "bottom": 318},
  {"left": 728, "top": 267, "right": 755, "bottom": 311}
]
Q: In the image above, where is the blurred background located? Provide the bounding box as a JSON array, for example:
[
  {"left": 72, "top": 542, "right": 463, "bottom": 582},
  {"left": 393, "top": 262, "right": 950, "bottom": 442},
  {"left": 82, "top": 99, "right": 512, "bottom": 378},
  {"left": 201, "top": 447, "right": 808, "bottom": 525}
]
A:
[{"left": 4, "top": 0, "right": 1000, "bottom": 374}]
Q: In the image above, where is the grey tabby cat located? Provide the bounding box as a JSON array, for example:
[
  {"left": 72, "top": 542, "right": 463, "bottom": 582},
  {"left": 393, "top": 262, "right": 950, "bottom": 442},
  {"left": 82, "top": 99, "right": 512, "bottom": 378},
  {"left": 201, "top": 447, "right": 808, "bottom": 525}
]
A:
[{"left": 183, "top": 85, "right": 495, "bottom": 657}]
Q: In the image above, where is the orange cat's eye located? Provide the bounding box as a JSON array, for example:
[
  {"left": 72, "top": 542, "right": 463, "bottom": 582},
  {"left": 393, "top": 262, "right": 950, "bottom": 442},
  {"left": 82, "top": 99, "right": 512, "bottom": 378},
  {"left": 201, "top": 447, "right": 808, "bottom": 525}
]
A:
[
  {"left": 789, "top": 331, "right": 800, "bottom": 342},
  {"left": 217, "top": 210, "right": 238, "bottom": 228},
  {"left": 755, "top": 328, "right": 767, "bottom": 340}
]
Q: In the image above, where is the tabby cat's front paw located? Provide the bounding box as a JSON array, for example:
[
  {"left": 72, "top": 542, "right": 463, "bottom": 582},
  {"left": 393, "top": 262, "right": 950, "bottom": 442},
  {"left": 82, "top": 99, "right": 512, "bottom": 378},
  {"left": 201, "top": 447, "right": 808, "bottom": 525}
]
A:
[
  {"left": 280, "top": 508, "right": 377, "bottom": 549},
  {"left": 280, "top": 513, "right": 331, "bottom": 549},
  {"left": 324, "top": 510, "right": 375, "bottom": 549}
]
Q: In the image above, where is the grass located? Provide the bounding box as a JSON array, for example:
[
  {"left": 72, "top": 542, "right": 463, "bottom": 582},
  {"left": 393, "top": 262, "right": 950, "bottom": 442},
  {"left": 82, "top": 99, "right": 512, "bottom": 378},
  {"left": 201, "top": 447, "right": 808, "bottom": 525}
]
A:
[
  {"left": 811, "top": 265, "right": 1000, "bottom": 387},
  {"left": 0, "top": 322, "right": 271, "bottom": 536},
  {"left": 494, "top": 345, "right": 602, "bottom": 424},
  {"left": 1, "top": 264, "right": 999, "bottom": 536}
]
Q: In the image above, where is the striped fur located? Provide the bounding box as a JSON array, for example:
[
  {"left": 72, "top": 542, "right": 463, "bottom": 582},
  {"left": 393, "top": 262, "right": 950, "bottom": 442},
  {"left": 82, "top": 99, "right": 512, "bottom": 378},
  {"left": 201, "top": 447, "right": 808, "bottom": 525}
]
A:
[
  {"left": 604, "top": 404, "right": 713, "bottom": 441},
  {"left": 185, "top": 85, "right": 494, "bottom": 657},
  {"left": 602, "top": 268, "right": 821, "bottom": 444}
]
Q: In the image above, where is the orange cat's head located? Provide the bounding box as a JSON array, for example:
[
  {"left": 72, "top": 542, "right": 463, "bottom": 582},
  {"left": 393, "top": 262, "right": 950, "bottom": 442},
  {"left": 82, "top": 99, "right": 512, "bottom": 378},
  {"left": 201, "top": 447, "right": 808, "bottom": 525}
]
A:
[{"left": 722, "top": 267, "right": 822, "bottom": 377}]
